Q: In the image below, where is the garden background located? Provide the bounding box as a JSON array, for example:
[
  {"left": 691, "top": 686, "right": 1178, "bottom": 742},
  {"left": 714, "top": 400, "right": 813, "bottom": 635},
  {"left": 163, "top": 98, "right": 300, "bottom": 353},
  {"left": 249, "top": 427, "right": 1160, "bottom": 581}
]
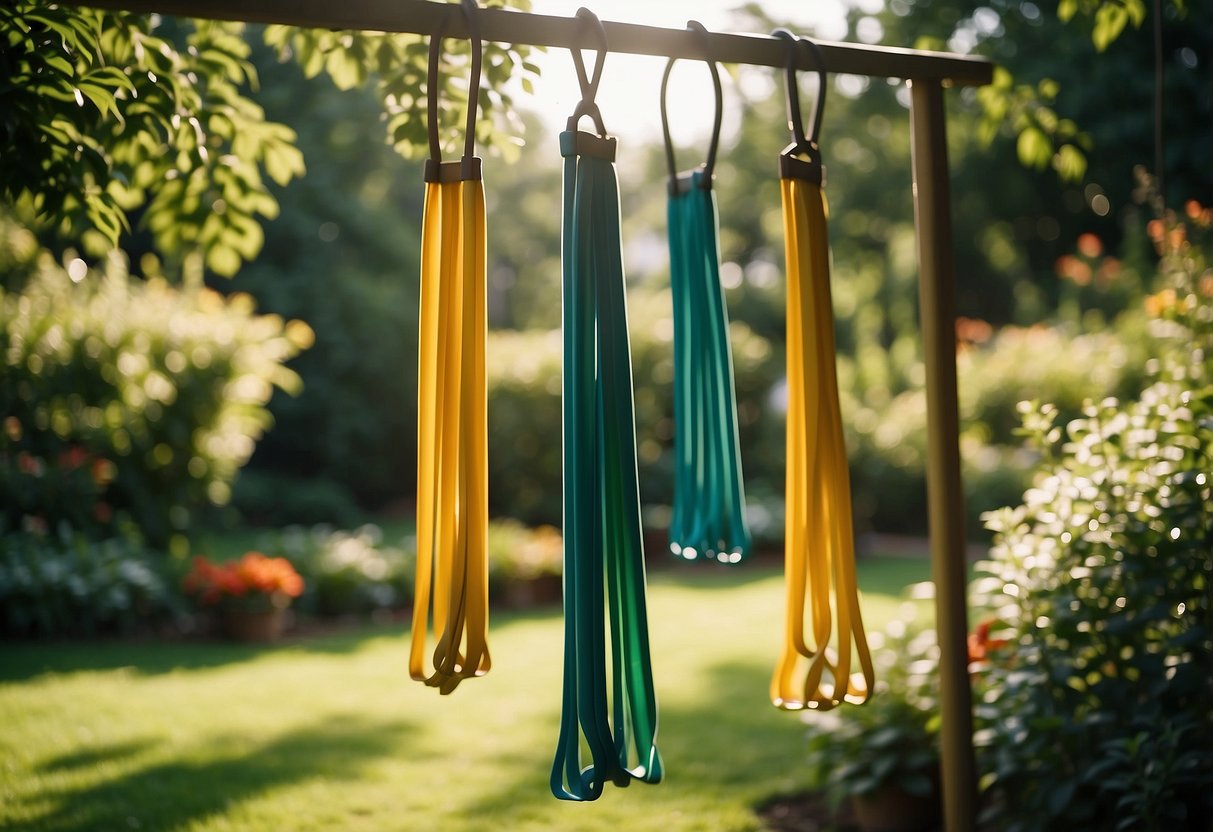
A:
[{"left": 2, "top": 0, "right": 1211, "bottom": 830}]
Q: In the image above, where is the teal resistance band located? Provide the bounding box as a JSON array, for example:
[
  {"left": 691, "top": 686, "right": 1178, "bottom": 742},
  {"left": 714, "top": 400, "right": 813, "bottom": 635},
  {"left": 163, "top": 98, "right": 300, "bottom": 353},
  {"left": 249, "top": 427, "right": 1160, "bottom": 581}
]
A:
[
  {"left": 661, "top": 26, "right": 751, "bottom": 564},
  {"left": 551, "top": 9, "right": 662, "bottom": 802}
]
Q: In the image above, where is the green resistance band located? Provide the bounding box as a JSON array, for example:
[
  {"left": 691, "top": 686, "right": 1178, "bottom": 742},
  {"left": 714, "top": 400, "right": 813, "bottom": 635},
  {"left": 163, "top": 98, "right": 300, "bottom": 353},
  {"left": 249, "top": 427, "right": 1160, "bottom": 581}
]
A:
[
  {"left": 551, "top": 13, "right": 663, "bottom": 800},
  {"left": 661, "top": 29, "right": 751, "bottom": 564}
]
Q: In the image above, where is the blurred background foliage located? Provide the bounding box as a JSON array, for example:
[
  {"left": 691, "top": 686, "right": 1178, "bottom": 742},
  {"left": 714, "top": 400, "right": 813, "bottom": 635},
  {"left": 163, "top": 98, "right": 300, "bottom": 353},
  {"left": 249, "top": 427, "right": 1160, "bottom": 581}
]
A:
[{"left": 2, "top": 0, "right": 1211, "bottom": 632}]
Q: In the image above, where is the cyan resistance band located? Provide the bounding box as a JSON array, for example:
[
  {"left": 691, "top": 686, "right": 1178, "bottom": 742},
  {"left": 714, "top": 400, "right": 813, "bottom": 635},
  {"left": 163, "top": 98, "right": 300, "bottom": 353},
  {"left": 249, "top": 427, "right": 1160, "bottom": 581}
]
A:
[
  {"left": 660, "top": 22, "right": 751, "bottom": 564},
  {"left": 551, "top": 9, "right": 663, "bottom": 802}
]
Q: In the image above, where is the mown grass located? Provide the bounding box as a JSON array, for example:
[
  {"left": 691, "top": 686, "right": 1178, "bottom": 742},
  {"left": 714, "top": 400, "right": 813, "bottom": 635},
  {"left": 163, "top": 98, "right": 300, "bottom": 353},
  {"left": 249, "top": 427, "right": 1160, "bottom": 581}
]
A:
[{"left": 0, "top": 556, "right": 930, "bottom": 832}]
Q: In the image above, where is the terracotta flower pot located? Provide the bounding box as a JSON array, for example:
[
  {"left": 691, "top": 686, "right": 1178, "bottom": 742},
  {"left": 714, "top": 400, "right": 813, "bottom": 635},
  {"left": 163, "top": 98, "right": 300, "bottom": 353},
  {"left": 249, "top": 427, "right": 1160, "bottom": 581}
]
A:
[
  {"left": 223, "top": 606, "right": 288, "bottom": 643},
  {"left": 850, "top": 783, "right": 940, "bottom": 832}
]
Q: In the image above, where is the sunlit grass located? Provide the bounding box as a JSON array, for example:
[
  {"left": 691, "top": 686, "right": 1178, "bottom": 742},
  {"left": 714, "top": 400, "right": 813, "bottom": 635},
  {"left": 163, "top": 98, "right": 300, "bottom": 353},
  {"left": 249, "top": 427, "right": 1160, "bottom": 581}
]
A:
[{"left": 0, "top": 556, "right": 930, "bottom": 832}]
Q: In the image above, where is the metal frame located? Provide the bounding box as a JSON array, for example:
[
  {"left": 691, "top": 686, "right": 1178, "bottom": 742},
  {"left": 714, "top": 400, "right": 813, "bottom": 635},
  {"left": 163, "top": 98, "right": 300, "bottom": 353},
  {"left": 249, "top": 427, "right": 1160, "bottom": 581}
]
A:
[{"left": 64, "top": 2, "right": 989, "bottom": 827}]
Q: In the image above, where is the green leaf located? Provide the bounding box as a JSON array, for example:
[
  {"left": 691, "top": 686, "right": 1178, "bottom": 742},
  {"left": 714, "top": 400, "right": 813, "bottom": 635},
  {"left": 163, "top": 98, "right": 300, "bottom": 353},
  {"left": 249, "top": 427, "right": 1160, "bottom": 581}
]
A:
[
  {"left": 1053, "top": 143, "right": 1087, "bottom": 182},
  {"left": 205, "top": 243, "right": 241, "bottom": 276},
  {"left": 262, "top": 141, "right": 304, "bottom": 187},
  {"left": 1017, "top": 126, "right": 1051, "bottom": 169},
  {"left": 1092, "top": 4, "right": 1129, "bottom": 51}
]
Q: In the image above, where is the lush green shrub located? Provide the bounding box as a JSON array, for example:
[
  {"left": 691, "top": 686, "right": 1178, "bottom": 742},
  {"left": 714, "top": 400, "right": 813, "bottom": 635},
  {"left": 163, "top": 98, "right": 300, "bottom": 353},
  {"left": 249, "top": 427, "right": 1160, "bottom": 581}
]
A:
[
  {"left": 972, "top": 199, "right": 1213, "bottom": 832},
  {"left": 256, "top": 523, "right": 414, "bottom": 616},
  {"left": 974, "top": 382, "right": 1213, "bottom": 830},
  {"left": 0, "top": 228, "right": 311, "bottom": 546},
  {"left": 804, "top": 609, "right": 942, "bottom": 815},
  {"left": 0, "top": 527, "right": 178, "bottom": 636},
  {"left": 955, "top": 322, "right": 1149, "bottom": 445},
  {"left": 843, "top": 316, "right": 1144, "bottom": 537}
]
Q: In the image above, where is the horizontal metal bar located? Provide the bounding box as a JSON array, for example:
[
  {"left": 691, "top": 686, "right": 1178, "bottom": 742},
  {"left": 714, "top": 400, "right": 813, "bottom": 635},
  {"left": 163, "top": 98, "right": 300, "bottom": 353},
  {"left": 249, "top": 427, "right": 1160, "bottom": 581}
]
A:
[{"left": 72, "top": 0, "right": 994, "bottom": 86}]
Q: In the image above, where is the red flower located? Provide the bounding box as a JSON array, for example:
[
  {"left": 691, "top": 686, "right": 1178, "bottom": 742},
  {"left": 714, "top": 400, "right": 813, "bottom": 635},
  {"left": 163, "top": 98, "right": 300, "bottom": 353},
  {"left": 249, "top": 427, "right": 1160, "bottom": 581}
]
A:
[
  {"left": 967, "top": 618, "right": 1010, "bottom": 670},
  {"left": 17, "top": 452, "right": 43, "bottom": 477},
  {"left": 59, "top": 445, "right": 89, "bottom": 471}
]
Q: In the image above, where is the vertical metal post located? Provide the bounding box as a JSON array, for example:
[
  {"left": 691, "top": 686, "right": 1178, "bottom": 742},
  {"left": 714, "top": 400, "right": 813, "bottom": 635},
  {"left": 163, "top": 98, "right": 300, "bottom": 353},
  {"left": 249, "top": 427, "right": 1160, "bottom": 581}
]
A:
[{"left": 908, "top": 78, "right": 977, "bottom": 832}]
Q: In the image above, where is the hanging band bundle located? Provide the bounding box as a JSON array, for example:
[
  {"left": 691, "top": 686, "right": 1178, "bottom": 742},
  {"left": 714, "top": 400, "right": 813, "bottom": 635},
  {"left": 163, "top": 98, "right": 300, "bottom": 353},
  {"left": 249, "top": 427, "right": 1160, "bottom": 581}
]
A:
[
  {"left": 660, "top": 22, "right": 752, "bottom": 565},
  {"left": 410, "top": 0, "right": 491, "bottom": 695},
  {"left": 769, "top": 30, "right": 875, "bottom": 711},
  {"left": 550, "top": 8, "right": 663, "bottom": 802}
]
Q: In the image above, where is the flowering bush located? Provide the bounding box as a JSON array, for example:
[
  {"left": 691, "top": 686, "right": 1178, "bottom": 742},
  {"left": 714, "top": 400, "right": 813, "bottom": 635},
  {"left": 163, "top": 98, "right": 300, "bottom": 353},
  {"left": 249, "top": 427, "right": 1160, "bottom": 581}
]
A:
[
  {"left": 183, "top": 552, "right": 304, "bottom": 610},
  {"left": 0, "top": 218, "right": 313, "bottom": 547}
]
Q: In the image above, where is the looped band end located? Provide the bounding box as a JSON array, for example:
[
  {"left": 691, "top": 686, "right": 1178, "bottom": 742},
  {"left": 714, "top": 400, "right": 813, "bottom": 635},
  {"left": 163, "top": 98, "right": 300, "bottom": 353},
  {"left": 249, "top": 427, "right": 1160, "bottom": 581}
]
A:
[
  {"left": 779, "top": 148, "right": 824, "bottom": 185},
  {"left": 668, "top": 166, "right": 714, "bottom": 196},
  {"left": 560, "top": 130, "right": 617, "bottom": 162},
  {"left": 424, "top": 157, "right": 483, "bottom": 183}
]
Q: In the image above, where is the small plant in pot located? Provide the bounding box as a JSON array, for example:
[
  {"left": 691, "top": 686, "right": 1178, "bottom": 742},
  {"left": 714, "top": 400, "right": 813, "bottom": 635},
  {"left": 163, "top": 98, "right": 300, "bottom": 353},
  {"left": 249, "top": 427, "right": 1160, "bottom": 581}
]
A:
[
  {"left": 803, "top": 611, "right": 942, "bottom": 832},
  {"left": 183, "top": 551, "right": 305, "bottom": 642}
]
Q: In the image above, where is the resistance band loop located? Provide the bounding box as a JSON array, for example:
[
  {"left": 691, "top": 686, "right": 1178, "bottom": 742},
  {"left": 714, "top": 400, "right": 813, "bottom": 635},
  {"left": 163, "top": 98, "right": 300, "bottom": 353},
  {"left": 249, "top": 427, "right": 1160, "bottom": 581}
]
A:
[
  {"left": 410, "top": 3, "right": 490, "bottom": 695},
  {"left": 660, "top": 23, "right": 751, "bottom": 564},
  {"left": 770, "top": 29, "right": 874, "bottom": 711},
  {"left": 551, "top": 10, "right": 663, "bottom": 801}
]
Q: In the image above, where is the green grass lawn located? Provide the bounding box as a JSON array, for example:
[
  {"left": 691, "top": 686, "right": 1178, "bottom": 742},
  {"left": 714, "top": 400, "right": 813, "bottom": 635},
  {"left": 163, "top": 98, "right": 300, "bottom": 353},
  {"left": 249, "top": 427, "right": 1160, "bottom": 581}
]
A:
[{"left": 0, "top": 556, "right": 931, "bottom": 832}]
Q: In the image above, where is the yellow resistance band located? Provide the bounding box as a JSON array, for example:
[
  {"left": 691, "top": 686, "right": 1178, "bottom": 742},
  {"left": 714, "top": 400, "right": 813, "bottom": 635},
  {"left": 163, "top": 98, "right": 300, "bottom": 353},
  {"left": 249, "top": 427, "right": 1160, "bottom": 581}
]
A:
[
  {"left": 772, "top": 175, "right": 875, "bottom": 711},
  {"left": 410, "top": 174, "right": 490, "bottom": 695}
]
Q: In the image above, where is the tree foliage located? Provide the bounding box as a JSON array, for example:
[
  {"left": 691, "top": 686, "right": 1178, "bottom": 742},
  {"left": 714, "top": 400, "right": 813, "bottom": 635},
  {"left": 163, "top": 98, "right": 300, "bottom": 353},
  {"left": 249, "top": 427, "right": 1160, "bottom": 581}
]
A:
[{"left": 0, "top": 1, "right": 536, "bottom": 277}]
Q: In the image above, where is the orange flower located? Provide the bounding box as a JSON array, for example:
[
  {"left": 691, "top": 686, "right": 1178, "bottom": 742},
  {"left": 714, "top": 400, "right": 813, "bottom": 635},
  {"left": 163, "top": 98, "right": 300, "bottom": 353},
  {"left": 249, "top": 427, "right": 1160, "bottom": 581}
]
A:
[
  {"left": 1056, "top": 254, "right": 1092, "bottom": 286},
  {"left": 91, "top": 458, "right": 115, "bottom": 486},
  {"left": 182, "top": 552, "right": 304, "bottom": 606},
  {"left": 955, "top": 316, "right": 993, "bottom": 346},
  {"left": 1076, "top": 232, "right": 1102, "bottom": 258},
  {"left": 1145, "top": 289, "right": 1177, "bottom": 318}
]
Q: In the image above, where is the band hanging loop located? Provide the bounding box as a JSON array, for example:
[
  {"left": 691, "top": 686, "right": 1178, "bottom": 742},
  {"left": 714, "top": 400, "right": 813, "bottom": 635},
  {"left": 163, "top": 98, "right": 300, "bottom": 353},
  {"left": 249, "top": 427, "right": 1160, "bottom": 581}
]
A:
[{"left": 660, "top": 20, "right": 724, "bottom": 194}]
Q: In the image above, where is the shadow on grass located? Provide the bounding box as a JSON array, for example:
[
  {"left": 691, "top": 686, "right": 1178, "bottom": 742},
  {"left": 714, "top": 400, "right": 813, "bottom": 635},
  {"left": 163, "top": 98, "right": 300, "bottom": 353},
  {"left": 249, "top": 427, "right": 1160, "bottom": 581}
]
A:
[
  {"left": 0, "top": 621, "right": 405, "bottom": 682},
  {"left": 649, "top": 557, "right": 931, "bottom": 597},
  {"left": 452, "top": 654, "right": 812, "bottom": 825},
  {"left": 36, "top": 739, "right": 157, "bottom": 775},
  {"left": 14, "top": 713, "right": 412, "bottom": 832}
]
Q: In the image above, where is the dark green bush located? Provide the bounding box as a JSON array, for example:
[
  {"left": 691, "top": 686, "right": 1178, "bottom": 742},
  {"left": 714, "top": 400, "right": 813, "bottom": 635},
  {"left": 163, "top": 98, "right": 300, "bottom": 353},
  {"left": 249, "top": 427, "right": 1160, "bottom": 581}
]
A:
[
  {"left": 230, "top": 469, "right": 363, "bottom": 528},
  {"left": 0, "top": 226, "right": 311, "bottom": 547},
  {"left": 972, "top": 199, "right": 1213, "bottom": 832},
  {"left": 0, "top": 527, "right": 178, "bottom": 636},
  {"left": 974, "top": 382, "right": 1213, "bottom": 831}
]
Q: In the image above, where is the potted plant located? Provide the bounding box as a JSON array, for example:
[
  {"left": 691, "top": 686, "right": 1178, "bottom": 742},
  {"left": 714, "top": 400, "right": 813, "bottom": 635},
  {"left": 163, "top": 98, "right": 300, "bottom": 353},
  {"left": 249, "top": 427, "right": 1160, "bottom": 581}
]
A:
[
  {"left": 803, "top": 618, "right": 942, "bottom": 832},
  {"left": 183, "top": 551, "right": 305, "bottom": 642}
]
